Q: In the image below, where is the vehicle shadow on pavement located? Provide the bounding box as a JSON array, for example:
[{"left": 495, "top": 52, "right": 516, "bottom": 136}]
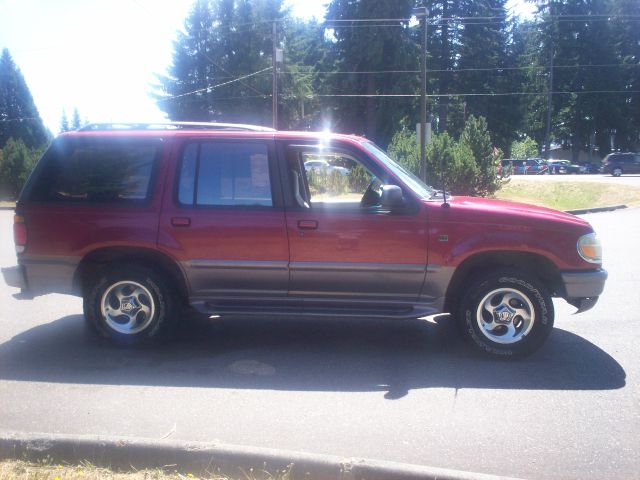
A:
[{"left": 0, "top": 313, "right": 625, "bottom": 398}]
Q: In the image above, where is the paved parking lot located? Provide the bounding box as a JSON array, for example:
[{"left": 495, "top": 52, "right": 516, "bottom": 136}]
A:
[{"left": 0, "top": 207, "right": 638, "bottom": 479}]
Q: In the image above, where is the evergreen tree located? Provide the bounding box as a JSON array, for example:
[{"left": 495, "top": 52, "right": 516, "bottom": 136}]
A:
[
  {"left": 523, "top": 0, "right": 633, "bottom": 157},
  {"left": 155, "top": 0, "right": 286, "bottom": 126},
  {"left": 0, "top": 49, "right": 48, "bottom": 149},
  {"left": 60, "top": 109, "right": 70, "bottom": 133},
  {"left": 454, "top": 1, "right": 515, "bottom": 149},
  {"left": 459, "top": 115, "right": 501, "bottom": 196},
  {"left": 0, "top": 137, "right": 39, "bottom": 197},
  {"left": 324, "top": 0, "right": 418, "bottom": 146},
  {"left": 71, "top": 107, "right": 82, "bottom": 130},
  {"left": 279, "top": 18, "right": 328, "bottom": 129}
]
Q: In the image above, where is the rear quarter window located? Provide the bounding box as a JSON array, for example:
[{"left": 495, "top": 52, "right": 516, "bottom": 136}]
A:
[{"left": 25, "top": 137, "right": 161, "bottom": 204}]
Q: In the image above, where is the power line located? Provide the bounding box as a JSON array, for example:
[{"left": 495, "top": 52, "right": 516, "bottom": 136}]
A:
[
  {"left": 283, "top": 63, "right": 640, "bottom": 75},
  {"left": 303, "top": 90, "right": 640, "bottom": 98},
  {"left": 157, "top": 67, "right": 273, "bottom": 102}
]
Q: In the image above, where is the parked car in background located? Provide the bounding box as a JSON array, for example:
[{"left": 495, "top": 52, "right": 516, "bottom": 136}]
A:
[
  {"left": 578, "top": 162, "right": 598, "bottom": 174},
  {"left": 2, "top": 122, "right": 606, "bottom": 359},
  {"left": 547, "top": 160, "right": 569, "bottom": 174},
  {"left": 547, "top": 159, "right": 586, "bottom": 174},
  {"left": 502, "top": 158, "right": 549, "bottom": 175},
  {"left": 601, "top": 152, "right": 640, "bottom": 176},
  {"left": 304, "top": 158, "right": 350, "bottom": 176}
]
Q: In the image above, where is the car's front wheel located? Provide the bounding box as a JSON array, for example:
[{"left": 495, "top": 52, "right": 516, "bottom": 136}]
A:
[
  {"left": 84, "top": 266, "right": 175, "bottom": 345},
  {"left": 612, "top": 167, "right": 623, "bottom": 177},
  {"left": 458, "top": 269, "right": 554, "bottom": 359}
]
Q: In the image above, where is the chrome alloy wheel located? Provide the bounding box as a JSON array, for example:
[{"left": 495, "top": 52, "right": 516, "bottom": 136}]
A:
[
  {"left": 100, "top": 280, "right": 155, "bottom": 335},
  {"left": 476, "top": 288, "right": 535, "bottom": 344}
]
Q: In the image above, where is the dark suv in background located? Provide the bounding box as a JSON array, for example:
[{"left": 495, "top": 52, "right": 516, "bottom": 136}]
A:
[
  {"left": 2, "top": 122, "right": 607, "bottom": 359},
  {"left": 601, "top": 152, "right": 640, "bottom": 176}
]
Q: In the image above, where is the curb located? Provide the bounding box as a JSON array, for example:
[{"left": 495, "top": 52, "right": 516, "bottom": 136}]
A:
[
  {"left": 0, "top": 431, "right": 522, "bottom": 480},
  {"left": 0, "top": 206, "right": 15, "bottom": 211},
  {"left": 564, "top": 204, "right": 627, "bottom": 215}
]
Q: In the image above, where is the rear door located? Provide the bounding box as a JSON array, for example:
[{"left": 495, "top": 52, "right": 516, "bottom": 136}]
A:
[{"left": 158, "top": 136, "right": 289, "bottom": 300}]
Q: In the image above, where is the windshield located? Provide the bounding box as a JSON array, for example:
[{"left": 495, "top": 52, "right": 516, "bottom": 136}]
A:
[{"left": 361, "top": 141, "right": 435, "bottom": 199}]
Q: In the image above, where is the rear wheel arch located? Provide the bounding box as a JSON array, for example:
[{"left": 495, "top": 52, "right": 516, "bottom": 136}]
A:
[
  {"left": 443, "top": 251, "right": 562, "bottom": 313},
  {"left": 73, "top": 247, "right": 189, "bottom": 304}
]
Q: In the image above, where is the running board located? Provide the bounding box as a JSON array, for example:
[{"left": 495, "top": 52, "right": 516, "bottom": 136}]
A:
[{"left": 190, "top": 299, "right": 438, "bottom": 320}]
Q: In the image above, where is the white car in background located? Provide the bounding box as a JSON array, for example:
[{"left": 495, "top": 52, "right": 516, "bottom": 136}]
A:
[{"left": 304, "top": 159, "right": 350, "bottom": 176}]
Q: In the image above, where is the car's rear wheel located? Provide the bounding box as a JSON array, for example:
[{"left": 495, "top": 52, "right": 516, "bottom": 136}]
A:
[
  {"left": 458, "top": 269, "right": 554, "bottom": 359},
  {"left": 612, "top": 167, "right": 623, "bottom": 177},
  {"left": 84, "top": 266, "right": 175, "bottom": 345}
]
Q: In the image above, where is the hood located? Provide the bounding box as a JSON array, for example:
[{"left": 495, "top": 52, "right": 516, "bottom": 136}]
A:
[{"left": 425, "top": 195, "right": 592, "bottom": 233}]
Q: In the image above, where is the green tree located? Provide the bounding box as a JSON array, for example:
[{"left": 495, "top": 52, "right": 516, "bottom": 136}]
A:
[
  {"left": 453, "top": 1, "right": 516, "bottom": 149},
  {"left": 279, "top": 17, "right": 328, "bottom": 129},
  {"left": 426, "top": 132, "right": 479, "bottom": 196},
  {"left": 324, "top": 0, "right": 418, "bottom": 146},
  {"left": 389, "top": 116, "right": 502, "bottom": 196},
  {"left": 388, "top": 128, "right": 420, "bottom": 176},
  {"left": 0, "top": 137, "right": 39, "bottom": 198},
  {"left": 155, "top": 0, "right": 286, "bottom": 126},
  {"left": 0, "top": 49, "right": 48, "bottom": 149},
  {"left": 60, "top": 109, "right": 69, "bottom": 133},
  {"left": 459, "top": 115, "right": 501, "bottom": 196},
  {"left": 522, "top": 0, "right": 634, "bottom": 157},
  {"left": 71, "top": 107, "right": 82, "bottom": 130},
  {"left": 510, "top": 136, "right": 539, "bottom": 159}
]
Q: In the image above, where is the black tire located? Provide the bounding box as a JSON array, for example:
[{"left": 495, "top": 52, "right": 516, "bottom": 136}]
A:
[
  {"left": 83, "top": 266, "right": 176, "bottom": 345},
  {"left": 457, "top": 269, "right": 554, "bottom": 359},
  {"left": 612, "top": 167, "right": 623, "bottom": 177}
]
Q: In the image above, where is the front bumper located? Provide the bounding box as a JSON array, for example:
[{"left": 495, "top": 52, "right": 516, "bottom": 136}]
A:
[{"left": 561, "top": 268, "right": 607, "bottom": 313}]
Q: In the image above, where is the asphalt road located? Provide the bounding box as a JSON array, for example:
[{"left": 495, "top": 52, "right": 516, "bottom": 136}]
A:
[{"left": 0, "top": 207, "right": 638, "bottom": 480}]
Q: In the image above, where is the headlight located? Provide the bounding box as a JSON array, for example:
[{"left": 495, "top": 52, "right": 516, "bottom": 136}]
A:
[{"left": 577, "top": 233, "right": 602, "bottom": 264}]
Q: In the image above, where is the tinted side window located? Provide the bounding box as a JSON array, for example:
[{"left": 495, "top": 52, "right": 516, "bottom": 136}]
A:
[
  {"left": 28, "top": 138, "right": 159, "bottom": 203},
  {"left": 178, "top": 142, "right": 272, "bottom": 207}
]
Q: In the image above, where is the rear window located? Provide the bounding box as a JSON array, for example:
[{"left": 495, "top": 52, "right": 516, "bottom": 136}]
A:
[{"left": 25, "top": 137, "right": 160, "bottom": 204}]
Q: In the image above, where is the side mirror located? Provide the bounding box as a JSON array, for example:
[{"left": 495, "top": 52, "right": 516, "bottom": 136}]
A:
[{"left": 380, "top": 185, "right": 405, "bottom": 208}]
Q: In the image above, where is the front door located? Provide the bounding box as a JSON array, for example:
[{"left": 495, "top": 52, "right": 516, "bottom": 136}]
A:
[
  {"left": 279, "top": 140, "right": 429, "bottom": 302},
  {"left": 158, "top": 137, "right": 289, "bottom": 300}
]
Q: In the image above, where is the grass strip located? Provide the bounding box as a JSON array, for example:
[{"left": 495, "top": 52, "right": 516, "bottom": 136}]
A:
[
  {"left": 495, "top": 179, "right": 640, "bottom": 211},
  {"left": 0, "top": 460, "right": 292, "bottom": 480}
]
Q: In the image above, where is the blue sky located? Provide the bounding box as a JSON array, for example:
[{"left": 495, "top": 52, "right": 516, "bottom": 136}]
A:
[{"left": 0, "top": 0, "right": 535, "bottom": 133}]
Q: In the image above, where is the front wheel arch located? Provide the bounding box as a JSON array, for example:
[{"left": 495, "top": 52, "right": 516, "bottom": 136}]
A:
[
  {"left": 443, "top": 251, "right": 562, "bottom": 314},
  {"left": 457, "top": 268, "right": 554, "bottom": 359}
]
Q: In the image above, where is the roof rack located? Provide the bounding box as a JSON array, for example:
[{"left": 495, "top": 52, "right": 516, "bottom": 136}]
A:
[{"left": 78, "top": 122, "right": 276, "bottom": 132}]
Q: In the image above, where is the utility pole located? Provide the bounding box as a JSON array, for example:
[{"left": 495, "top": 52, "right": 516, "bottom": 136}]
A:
[
  {"left": 544, "top": 45, "right": 554, "bottom": 159},
  {"left": 414, "top": 6, "right": 429, "bottom": 183},
  {"left": 272, "top": 21, "right": 278, "bottom": 130}
]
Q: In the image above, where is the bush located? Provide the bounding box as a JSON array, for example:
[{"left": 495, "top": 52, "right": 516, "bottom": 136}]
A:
[
  {"left": 459, "top": 115, "right": 502, "bottom": 196},
  {"left": 388, "top": 129, "right": 420, "bottom": 176},
  {"left": 0, "top": 137, "right": 40, "bottom": 198},
  {"left": 427, "top": 132, "right": 479, "bottom": 195},
  {"left": 388, "top": 116, "right": 504, "bottom": 197},
  {"left": 510, "top": 136, "right": 539, "bottom": 159},
  {"left": 348, "top": 163, "right": 370, "bottom": 192},
  {"left": 326, "top": 169, "right": 348, "bottom": 195},
  {"left": 307, "top": 169, "right": 349, "bottom": 196}
]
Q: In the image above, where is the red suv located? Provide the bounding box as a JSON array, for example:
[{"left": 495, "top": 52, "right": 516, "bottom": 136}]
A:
[{"left": 2, "top": 123, "right": 607, "bottom": 358}]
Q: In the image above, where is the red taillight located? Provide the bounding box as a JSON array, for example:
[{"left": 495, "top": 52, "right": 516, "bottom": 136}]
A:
[{"left": 13, "top": 214, "right": 26, "bottom": 253}]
